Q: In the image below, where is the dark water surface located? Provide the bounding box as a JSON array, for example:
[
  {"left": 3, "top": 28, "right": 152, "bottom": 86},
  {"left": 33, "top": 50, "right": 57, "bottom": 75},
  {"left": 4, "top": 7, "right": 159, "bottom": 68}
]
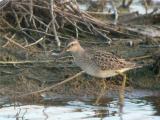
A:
[{"left": 0, "top": 93, "right": 160, "bottom": 120}]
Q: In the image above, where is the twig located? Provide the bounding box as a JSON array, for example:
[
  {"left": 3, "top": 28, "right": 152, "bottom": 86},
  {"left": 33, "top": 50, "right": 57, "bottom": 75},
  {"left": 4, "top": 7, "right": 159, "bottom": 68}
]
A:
[
  {"left": 12, "top": 8, "right": 21, "bottom": 29},
  {"left": 25, "top": 37, "right": 44, "bottom": 47},
  {"left": 50, "top": 0, "right": 61, "bottom": 47},
  {"left": 0, "top": 60, "right": 56, "bottom": 64},
  {"left": 126, "top": 0, "right": 133, "bottom": 8},
  {"left": 45, "top": 21, "right": 52, "bottom": 33},
  {"left": 2, "top": 33, "right": 16, "bottom": 47},
  {"left": 129, "top": 55, "right": 152, "bottom": 61},
  {"left": 2, "top": 18, "right": 36, "bottom": 42},
  {"left": 74, "top": 22, "right": 78, "bottom": 38},
  {"left": 143, "top": 0, "right": 148, "bottom": 14},
  {"left": 121, "top": 0, "right": 133, "bottom": 8},
  {"left": 17, "top": 71, "right": 85, "bottom": 97},
  {"left": 140, "top": 45, "right": 160, "bottom": 48},
  {"left": 110, "top": 1, "right": 118, "bottom": 25},
  {"left": 86, "top": 11, "right": 112, "bottom": 15},
  {"left": 29, "top": 0, "right": 33, "bottom": 21},
  {"left": 90, "top": 24, "right": 112, "bottom": 42},
  {"left": 4, "top": 36, "right": 26, "bottom": 50},
  {"left": 22, "top": 28, "right": 69, "bottom": 40},
  {"left": 19, "top": 5, "right": 48, "bottom": 27}
]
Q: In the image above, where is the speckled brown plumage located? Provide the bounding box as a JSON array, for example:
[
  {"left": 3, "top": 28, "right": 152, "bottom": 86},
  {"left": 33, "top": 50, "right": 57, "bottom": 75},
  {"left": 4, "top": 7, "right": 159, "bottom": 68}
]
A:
[{"left": 92, "top": 51, "right": 134, "bottom": 71}]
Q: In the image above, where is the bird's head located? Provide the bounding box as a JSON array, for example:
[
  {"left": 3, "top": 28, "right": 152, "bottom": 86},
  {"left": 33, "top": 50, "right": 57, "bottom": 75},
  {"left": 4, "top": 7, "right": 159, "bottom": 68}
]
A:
[
  {"left": 64, "top": 37, "right": 81, "bottom": 53},
  {"left": 52, "top": 37, "right": 82, "bottom": 57}
]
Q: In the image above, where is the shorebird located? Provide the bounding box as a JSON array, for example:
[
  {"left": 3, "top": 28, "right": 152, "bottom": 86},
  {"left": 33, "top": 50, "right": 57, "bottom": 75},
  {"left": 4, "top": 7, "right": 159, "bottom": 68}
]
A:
[
  {"left": 60, "top": 37, "right": 139, "bottom": 103},
  {"left": 63, "top": 38, "right": 137, "bottom": 79}
]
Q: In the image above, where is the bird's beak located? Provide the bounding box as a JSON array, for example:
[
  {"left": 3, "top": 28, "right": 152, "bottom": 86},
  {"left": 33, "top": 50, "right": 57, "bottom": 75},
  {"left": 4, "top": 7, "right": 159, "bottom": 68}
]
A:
[
  {"left": 59, "top": 48, "right": 67, "bottom": 55},
  {"left": 52, "top": 47, "right": 67, "bottom": 57}
]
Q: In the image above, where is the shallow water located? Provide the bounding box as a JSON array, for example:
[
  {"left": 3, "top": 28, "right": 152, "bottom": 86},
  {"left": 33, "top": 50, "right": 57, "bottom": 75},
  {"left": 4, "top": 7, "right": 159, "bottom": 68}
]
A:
[
  {"left": 78, "top": 0, "right": 160, "bottom": 14},
  {"left": 0, "top": 96, "right": 160, "bottom": 120}
]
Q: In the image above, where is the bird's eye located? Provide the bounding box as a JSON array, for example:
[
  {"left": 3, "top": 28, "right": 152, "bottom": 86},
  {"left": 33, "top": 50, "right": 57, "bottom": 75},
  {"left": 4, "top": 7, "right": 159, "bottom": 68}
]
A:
[
  {"left": 70, "top": 44, "right": 74, "bottom": 47},
  {"left": 66, "top": 44, "right": 73, "bottom": 49}
]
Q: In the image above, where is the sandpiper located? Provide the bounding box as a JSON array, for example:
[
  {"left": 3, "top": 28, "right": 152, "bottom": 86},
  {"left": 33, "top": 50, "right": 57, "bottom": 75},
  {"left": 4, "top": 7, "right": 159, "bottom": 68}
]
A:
[
  {"left": 60, "top": 37, "right": 140, "bottom": 104},
  {"left": 63, "top": 38, "right": 137, "bottom": 79}
]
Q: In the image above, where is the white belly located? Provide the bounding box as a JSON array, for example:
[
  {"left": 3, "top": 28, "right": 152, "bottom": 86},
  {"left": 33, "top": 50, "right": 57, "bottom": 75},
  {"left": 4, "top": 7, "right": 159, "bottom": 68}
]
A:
[
  {"left": 86, "top": 69, "right": 118, "bottom": 78},
  {"left": 83, "top": 67, "right": 132, "bottom": 78}
]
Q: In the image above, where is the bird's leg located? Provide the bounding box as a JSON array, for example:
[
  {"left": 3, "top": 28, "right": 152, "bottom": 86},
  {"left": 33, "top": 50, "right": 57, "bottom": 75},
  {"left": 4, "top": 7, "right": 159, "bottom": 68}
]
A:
[
  {"left": 116, "top": 71, "right": 127, "bottom": 89},
  {"left": 95, "top": 78, "right": 107, "bottom": 105},
  {"left": 117, "top": 71, "right": 127, "bottom": 91},
  {"left": 116, "top": 71, "right": 127, "bottom": 117},
  {"left": 102, "top": 78, "right": 107, "bottom": 89}
]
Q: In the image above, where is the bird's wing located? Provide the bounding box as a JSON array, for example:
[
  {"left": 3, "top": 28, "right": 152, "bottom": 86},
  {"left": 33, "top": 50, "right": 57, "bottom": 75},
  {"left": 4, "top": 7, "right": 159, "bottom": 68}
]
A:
[{"left": 91, "top": 51, "right": 133, "bottom": 70}]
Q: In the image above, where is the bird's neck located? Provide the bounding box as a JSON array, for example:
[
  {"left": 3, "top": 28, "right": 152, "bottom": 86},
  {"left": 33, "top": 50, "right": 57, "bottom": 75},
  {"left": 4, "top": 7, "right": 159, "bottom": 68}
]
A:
[{"left": 72, "top": 46, "right": 85, "bottom": 57}]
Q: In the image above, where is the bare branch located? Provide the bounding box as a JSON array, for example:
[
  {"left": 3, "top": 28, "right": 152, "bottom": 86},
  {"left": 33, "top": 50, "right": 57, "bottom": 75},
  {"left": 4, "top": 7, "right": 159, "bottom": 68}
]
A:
[
  {"left": 50, "top": 0, "right": 61, "bottom": 47},
  {"left": 17, "top": 71, "right": 84, "bottom": 97},
  {"left": 4, "top": 35, "right": 26, "bottom": 50}
]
